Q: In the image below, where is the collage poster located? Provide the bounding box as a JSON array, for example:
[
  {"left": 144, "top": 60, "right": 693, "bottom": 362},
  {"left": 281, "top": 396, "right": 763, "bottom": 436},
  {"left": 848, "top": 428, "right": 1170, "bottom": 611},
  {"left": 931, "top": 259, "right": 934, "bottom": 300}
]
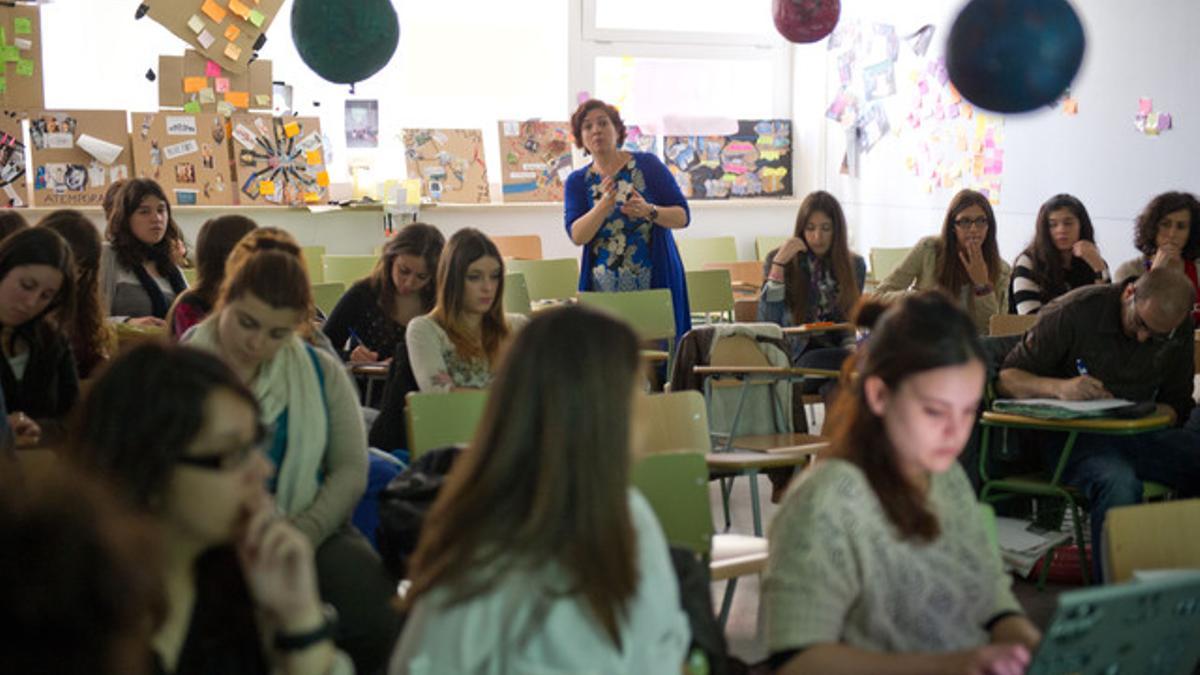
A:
[
  {"left": 29, "top": 110, "right": 132, "bottom": 207},
  {"left": 130, "top": 111, "right": 235, "bottom": 206},
  {"left": 663, "top": 120, "right": 792, "bottom": 200},
  {"left": 402, "top": 128, "right": 490, "bottom": 204},
  {"left": 497, "top": 120, "right": 574, "bottom": 202},
  {"left": 229, "top": 113, "right": 329, "bottom": 206}
]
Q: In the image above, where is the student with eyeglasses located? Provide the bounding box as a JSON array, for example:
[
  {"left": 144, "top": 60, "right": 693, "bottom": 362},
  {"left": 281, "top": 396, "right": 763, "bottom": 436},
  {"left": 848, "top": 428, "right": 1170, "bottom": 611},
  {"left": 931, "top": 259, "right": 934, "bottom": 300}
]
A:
[
  {"left": 65, "top": 342, "right": 354, "bottom": 675},
  {"left": 874, "top": 189, "right": 1010, "bottom": 334},
  {"left": 184, "top": 248, "right": 400, "bottom": 674},
  {"left": 997, "top": 267, "right": 1200, "bottom": 580}
]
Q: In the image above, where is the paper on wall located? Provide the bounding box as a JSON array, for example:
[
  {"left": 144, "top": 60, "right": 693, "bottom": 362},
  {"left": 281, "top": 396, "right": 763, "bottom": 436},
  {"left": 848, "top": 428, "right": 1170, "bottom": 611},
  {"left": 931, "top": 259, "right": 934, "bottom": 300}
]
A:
[
  {"left": 162, "top": 139, "right": 198, "bottom": 160},
  {"left": 77, "top": 133, "right": 124, "bottom": 164}
]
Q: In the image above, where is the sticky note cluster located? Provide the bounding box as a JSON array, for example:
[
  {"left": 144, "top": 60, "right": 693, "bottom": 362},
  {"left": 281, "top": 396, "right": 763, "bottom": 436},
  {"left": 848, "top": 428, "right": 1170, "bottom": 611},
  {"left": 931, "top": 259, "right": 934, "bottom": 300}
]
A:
[
  {"left": 187, "top": 0, "right": 271, "bottom": 68},
  {"left": 1134, "top": 97, "right": 1174, "bottom": 137}
]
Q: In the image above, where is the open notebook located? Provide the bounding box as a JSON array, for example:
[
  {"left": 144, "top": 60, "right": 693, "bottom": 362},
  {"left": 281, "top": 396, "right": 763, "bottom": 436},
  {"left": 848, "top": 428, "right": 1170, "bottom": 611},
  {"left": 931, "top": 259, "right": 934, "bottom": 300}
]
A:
[{"left": 991, "top": 398, "right": 1154, "bottom": 420}]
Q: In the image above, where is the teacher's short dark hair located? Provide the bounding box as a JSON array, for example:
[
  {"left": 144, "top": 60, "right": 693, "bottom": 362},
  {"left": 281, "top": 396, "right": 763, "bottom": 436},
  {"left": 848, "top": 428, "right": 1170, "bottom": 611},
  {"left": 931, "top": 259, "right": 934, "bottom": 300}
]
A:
[{"left": 570, "top": 99, "right": 626, "bottom": 153}]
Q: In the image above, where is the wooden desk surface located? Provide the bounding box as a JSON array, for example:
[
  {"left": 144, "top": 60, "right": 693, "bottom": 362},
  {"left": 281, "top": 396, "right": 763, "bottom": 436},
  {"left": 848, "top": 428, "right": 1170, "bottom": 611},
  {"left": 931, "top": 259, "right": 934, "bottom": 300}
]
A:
[
  {"left": 348, "top": 362, "right": 389, "bottom": 377},
  {"left": 981, "top": 403, "right": 1175, "bottom": 432},
  {"left": 693, "top": 365, "right": 840, "bottom": 378},
  {"left": 780, "top": 322, "right": 854, "bottom": 336}
]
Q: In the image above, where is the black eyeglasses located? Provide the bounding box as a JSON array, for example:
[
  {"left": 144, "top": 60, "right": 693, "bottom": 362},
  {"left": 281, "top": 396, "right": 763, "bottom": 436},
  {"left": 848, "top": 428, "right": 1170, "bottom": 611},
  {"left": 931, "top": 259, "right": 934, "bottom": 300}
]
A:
[
  {"left": 954, "top": 216, "right": 989, "bottom": 230},
  {"left": 1128, "top": 297, "right": 1176, "bottom": 343},
  {"left": 176, "top": 425, "right": 269, "bottom": 472}
]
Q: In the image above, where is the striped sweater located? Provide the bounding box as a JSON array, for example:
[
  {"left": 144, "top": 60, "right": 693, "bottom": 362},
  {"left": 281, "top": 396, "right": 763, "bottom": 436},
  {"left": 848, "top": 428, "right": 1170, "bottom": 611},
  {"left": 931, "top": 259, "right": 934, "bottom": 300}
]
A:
[{"left": 1009, "top": 251, "right": 1109, "bottom": 315}]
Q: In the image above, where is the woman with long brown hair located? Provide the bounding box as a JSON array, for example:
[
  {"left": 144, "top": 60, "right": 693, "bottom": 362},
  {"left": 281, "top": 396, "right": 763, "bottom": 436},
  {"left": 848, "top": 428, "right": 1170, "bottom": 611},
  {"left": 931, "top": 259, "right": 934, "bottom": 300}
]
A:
[
  {"left": 37, "top": 210, "right": 116, "bottom": 379},
  {"left": 763, "top": 291, "right": 1039, "bottom": 675},
  {"left": 758, "top": 190, "right": 866, "bottom": 369},
  {"left": 166, "top": 215, "right": 259, "bottom": 339},
  {"left": 875, "top": 189, "right": 1010, "bottom": 334},
  {"left": 405, "top": 228, "right": 526, "bottom": 392},
  {"left": 1010, "top": 193, "right": 1109, "bottom": 315},
  {"left": 99, "top": 178, "right": 188, "bottom": 327},
  {"left": 390, "top": 305, "right": 689, "bottom": 672}
]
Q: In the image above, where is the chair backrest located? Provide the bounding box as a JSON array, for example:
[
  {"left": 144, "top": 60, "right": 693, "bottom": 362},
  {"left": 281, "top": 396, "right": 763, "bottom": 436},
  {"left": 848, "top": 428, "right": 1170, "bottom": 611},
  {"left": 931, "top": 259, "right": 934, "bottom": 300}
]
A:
[
  {"left": 677, "top": 236, "right": 738, "bottom": 270},
  {"left": 869, "top": 247, "right": 912, "bottom": 282},
  {"left": 503, "top": 271, "right": 532, "bottom": 316},
  {"left": 578, "top": 289, "right": 675, "bottom": 342},
  {"left": 182, "top": 267, "right": 198, "bottom": 286},
  {"left": 988, "top": 313, "right": 1037, "bottom": 337},
  {"left": 685, "top": 269, "right": 734, "bottom": 320},
  {"left": 710, "top": 333, "right": 771, "bottom": 368},
  {"left": 631, "top": 451, "right": 713, "bottom": 556},
  {"left": 506, "top": 258, "right": 579, "bottom": 302},
  {"left": 492, "top": 234, "right": 543, "bottom": 261},
  {"left": 756, "top": 236, "right": 789, "bottom": 262},
  {"left": 405, "top": 390, "right": 490, "bottom": 459},
  {"left": 311, "top": 281, "right": 347, "bottom": 316},
  {"left": 639, "top": 390, "right": 711, "bottom": 455},
  {"left": 703, "top": 261, "right": 763, "bottom": 291},
  {"left": 1104, "top": 498, "right": 1200, "bottom": 583},
  {"left": 323, "top": 254, "right": 378, "bottom": 284},
  {"left": 302, "top": 245, "right": 327, "bottom": 283}
]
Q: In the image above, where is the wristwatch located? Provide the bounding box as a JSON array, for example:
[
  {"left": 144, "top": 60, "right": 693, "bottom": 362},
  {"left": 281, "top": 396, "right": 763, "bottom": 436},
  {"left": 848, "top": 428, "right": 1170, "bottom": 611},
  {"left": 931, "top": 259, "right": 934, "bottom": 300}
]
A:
[
  {"left": 274, "top": 603, "right": 339, "bottom": 652},
  {"left": 647, "top": 205, "right": 658, "bottom": 223}
]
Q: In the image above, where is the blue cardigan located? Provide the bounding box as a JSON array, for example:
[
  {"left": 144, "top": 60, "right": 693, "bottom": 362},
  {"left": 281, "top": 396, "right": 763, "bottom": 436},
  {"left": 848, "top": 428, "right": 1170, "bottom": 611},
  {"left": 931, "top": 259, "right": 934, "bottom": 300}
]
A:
[{"left": 563, "top": 151, "right": 692, "bottom": 337}]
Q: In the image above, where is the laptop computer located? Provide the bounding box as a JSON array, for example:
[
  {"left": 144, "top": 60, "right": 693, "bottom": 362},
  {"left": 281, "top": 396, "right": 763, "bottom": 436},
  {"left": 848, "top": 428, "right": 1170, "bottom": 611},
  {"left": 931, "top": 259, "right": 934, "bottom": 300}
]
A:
[{"left": 1028, "top": 572, "right": 1200, "bottom": 675}]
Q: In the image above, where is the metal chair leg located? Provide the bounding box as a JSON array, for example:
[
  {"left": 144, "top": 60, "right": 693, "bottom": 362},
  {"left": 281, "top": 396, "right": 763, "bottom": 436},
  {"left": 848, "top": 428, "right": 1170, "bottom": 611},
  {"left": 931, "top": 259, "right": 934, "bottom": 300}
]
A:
[{"left": 717, "top": 577, "right": 738, "bottom": 627}]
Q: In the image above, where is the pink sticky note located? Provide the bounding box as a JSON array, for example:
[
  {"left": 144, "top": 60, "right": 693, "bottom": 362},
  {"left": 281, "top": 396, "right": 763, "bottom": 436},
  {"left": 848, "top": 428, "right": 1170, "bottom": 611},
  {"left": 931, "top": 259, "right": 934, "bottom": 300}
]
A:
[
  {"left": 215, "top": 77, "right": 230, "bottom": 93},
  {"left": 576, "top": 90, "right": 591, "bottom": 105},
  {"left": 205, "top": 60, "right": 221, "bottom": 77},
  {"left": 1138, "top": 97, "right": 1153, "bottom": 115}
]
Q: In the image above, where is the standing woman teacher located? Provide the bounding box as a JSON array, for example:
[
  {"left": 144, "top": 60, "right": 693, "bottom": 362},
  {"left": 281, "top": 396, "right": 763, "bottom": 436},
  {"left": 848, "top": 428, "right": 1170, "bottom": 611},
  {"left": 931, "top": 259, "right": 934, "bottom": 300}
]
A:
[{"left": 564, "top": 99, "right": 692, "bottom": 336}]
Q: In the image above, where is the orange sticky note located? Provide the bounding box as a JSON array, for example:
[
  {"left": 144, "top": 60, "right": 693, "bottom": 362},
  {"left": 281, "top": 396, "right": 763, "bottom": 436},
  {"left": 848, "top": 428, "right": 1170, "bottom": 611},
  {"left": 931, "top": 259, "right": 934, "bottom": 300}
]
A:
[
  {"left": 316, "top": 171, "right": 330, "bottom": 187},
  {"left": 259, "top": 180, "right": 275, "bottom": 196},
  {"left": 228, "top": 0, "right": 252, "bottom": 19},
  {"left": 224, "top": 24, "right": 240, "bottom": 41},
  {"left": 304, "top": 192, "right": 321, "bottom": 203},
  {"left": 200, "top": 0, "right": 227, "bottom": 22},
  {"left": 183, "top": 76, "right": 208, "bottom": 93},
  {"left": 283, "top": 121, "right": 300, "bottom": 138},
  {"left": 224, "top": 91, "right": 250, "bottom": 108},
  {"left": 305, "top": 150, "right": 322, "bottom": 165},
  {"left": 224, "top": 41, "right": 242, "bottom": 61}
]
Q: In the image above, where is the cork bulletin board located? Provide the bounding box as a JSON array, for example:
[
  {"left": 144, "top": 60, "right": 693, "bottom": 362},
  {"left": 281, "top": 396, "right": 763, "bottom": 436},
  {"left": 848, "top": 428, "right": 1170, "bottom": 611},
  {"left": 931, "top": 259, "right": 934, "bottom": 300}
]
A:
[
  {"left": 29, "top": 110, "right": 131, "bottom": 207},
  {"left": 131, "top": 111, "right": 234, "bottom": 206}
]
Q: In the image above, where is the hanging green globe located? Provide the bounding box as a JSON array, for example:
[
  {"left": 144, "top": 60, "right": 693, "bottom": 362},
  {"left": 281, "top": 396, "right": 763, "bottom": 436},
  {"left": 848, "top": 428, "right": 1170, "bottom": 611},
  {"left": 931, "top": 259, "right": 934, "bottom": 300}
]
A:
[{"left": 291, "top": 0, "right": 400, "bottom": 85}]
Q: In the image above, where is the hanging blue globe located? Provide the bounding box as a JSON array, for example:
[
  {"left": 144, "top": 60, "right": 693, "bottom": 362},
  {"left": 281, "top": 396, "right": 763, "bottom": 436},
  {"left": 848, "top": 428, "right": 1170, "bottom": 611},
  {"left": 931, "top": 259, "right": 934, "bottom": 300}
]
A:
[
  {"left": 291, "top": 0, "right": 400, "bottom": 86},
  {"left": 946, "top": 0, "right": 1085, "bottom": 113}
]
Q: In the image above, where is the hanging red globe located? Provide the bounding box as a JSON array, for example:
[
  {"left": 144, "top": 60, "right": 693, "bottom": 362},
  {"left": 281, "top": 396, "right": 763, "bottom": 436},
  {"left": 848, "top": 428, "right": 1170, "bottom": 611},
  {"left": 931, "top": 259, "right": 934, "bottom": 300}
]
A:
[{"left": 773, "top": 0, "right": 841, "bottom": 44}]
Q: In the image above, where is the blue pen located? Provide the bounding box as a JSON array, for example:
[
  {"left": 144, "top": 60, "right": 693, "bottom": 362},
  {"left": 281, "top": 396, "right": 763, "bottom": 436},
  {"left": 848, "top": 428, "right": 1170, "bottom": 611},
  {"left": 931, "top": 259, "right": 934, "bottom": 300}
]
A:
[
  {"left": 347, "top": 327, "right": 364, "bottom": 350},
  {"left": 1075, "top": 358, "right": 1088, "bottom": 376}
]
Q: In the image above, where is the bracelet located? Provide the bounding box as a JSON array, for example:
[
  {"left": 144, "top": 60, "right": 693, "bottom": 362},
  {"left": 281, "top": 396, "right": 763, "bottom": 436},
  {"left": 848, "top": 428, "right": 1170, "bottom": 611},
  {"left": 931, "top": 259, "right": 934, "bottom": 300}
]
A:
[{"left": 274, "top": 603, "right": 338, "bottom": 652}]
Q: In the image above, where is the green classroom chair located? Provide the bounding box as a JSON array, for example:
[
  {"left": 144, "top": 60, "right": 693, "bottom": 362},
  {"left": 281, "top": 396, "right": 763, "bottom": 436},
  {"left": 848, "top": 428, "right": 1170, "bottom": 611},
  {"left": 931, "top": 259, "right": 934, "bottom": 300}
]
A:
[
  {"left": 492, "top": 234, "right": 543, "bottom": 260},
  {"left": 405, "top": 390, "right": 490, "bottom": 459},
  {"left": 685, "top": 269, "right": 734, "bottom": 323},
  {"left": 505, "top": 258, "right": 579, "bottom": 302},
  {"left": 755, "top": 236, "right": 789, "bottom": 262},
  {"left": 503, "top": 272, "right": 532, "bottom": 316},
  {"left": 578, "top": 288, "right": 677, "bottom": 373},
  {"left": 323, "top": 254, "right": 378, "bottom": 285},
  {"left": 676, "top": 236, "right": 738, "bottom": 271},
  {"left": 182, "top": 267, "right": 198, "bottom": 286},
  {"left": 301, "top": 246, "right": 327, "bottom": 283},
  {"left": 868, "top": 246, "right": 912, "bottom": 284},
  {"left": 631, "top": 450, "right": 767, "bottom": 627},
  {"left": 311, "top": 281, "right": 346, "bottom": 316}
]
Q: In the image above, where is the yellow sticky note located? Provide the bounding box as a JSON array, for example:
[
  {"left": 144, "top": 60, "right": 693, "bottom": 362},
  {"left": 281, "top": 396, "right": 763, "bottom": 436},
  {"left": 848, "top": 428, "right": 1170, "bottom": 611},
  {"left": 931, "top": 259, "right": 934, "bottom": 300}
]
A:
[
  {"left": 183, "top": 76, "right": 208, "bottom": 93},
  {"left": 316, "top": 171, "right": 330, "bottom": 187},
  {"left": 304, "top": 192, "right": 321, "bottom": 203},
  {"left": 228, "top": 0, "right": 252, "bottom": 19},
  {"left": 198, "top": 87, "right": 216, "bottom": 104},
  {"left": 224, "top": 91, "right": 250, "bottom": 108},
  {"left": 201, "top": 0, "right": 227, "bottom": 23},
  {"left": 305, "top": 150, "right": 322, "bottom": 165},
  {"left": 224, "top": 24, "right": 240, "bottom": 41},
  {"left": 187, "top": 14, "right": 206, "bottom": 34},
  {"left": 284, "top": 121, "right": 300, "bottom": 138},
  {"left": 259, "top": 180, "right": 275, "bottom": 195},
  {"left": 254, "top": 94, "right": 270, "bottom": 106},
  {"left": 248, "top": 9, "right": 266, "bottom": 27},
  {"left": 224, "top": 41, "right": 242, "bottom": 61}
]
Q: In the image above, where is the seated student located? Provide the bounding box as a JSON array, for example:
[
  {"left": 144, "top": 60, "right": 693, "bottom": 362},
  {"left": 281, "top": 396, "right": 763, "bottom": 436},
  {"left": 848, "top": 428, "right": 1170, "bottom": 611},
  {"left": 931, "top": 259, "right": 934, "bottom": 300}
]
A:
[
  {"left": 183, "top": 248, "right": 399, "bottom": 673},
  {"left": 100, "top": 178, "right": 188, "bottom": 327},
  {"left": 406, "top": 228, "right": 528, "bottom": 392},
  {"left": 0, "top": 228, "right": 79, "bottom": 443},
  {"left": 875, "top": 189, "right": 1011, "bottom": 334},
  {"left": 166, "top": 215, "right": 259, "bottom": 339},
  {"left": 763, "top": 291, "right": 1040, "bottom": 675},
  {"left": 758, "top": 190, "right": 866, "bottom": 372},
  {"left": 997, "top": 268, "right": 1200, "bottom": 579},
  {"left": 1113, "top": 191, "right": 1200, "bottom": 323},
  {"left": 66, "top": 342, "right": 354, "bottom": 675},
  {"left": 38, "top": 210, "right": 118, "bottom": 379},
  {"left": 1011, "top": 194, "right": 1111, "bottom": 315},
  {"left": 102, "top": 178, "right": 127, "bottom": 221},
  {"left": 390, "top": 305, "right": 689, "bottom": 673},
  {"left": 324, "top": 223, "right": 444, "bottom": 363},
  {"left": 0, "top": 210, "right": 28, "bottom": 241},
  {"left": 1, "top": 466, "right": 162, "bottom": 675}
]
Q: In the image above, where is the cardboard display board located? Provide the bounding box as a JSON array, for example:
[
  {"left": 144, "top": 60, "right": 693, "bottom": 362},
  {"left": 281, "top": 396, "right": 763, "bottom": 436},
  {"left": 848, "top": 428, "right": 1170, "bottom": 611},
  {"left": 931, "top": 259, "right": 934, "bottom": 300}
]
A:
[
  {"left": 159, "top": 49, "right": 272, "bottom": 114},
  {"left": 497, "top": 120, "right": 574, "bottom": 203},
  {"left": 663, "top": 120, "right": 793, "bottom": 200},
  {"left": 146, "top": 0, "right": 286, "bottom": 74},
  {"left": 229, "top": 113, "right": 328, "bottom": 206},
  {"left": 130, "top": 111, "right": 234, "bottom": 206},
  {"left": 29, "top": 110, "right": 131, "bottom": 207},
  {"left": 0, "top": 4, "right": 43, "bottom": 111},
  {"left": 402, "top": 128, "right": 490, "bottom": 204},
  {"left": 0, "top": 111, "right": 28, "bottom": 207}
]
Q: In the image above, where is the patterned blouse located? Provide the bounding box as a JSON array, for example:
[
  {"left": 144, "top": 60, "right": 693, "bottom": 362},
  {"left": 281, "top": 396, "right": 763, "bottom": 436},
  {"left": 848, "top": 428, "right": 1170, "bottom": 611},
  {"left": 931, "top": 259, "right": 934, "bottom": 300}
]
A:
[
  {"left": 405, "top": 313, "right": 529, "bottom": 392},
  {"left": 583, "top": 157, "right": 654, "bottom": 292}
]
